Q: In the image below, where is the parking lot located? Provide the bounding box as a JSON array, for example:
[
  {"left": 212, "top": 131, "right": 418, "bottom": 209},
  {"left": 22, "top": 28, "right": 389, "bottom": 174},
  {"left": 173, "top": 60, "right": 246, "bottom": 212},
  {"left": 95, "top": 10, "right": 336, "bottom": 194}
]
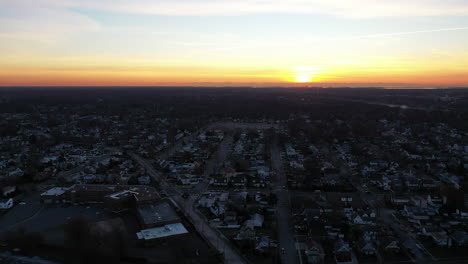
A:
[{"left": 1, "top": 194, "right": 111, "bottom": 233}]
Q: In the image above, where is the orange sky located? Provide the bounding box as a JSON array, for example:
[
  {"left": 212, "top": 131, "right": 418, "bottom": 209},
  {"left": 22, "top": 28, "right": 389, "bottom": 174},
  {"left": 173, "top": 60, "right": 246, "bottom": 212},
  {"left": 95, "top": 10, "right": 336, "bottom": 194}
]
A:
[
  {"left": 1, "top": 0, "right": 468, "bottom": 87},
  {"left": 2, "top": 62, "right": 467, "bottom": 87}
]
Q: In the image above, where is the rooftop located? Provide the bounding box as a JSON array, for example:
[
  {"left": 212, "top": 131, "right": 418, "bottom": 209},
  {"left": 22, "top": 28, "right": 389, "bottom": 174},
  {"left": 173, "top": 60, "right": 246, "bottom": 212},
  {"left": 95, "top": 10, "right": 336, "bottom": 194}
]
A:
[
  {"left": 70, "top": 184, "right": 160, "bottom": 202},
  {"left": 40, "top": 187, "right": 70, "bottom": 197},
  {"left": 136, "top": 223, "right": 188, "bottom": 240},
  {"left": 138, "top": 201, "right": 180, "bottom": 227}
]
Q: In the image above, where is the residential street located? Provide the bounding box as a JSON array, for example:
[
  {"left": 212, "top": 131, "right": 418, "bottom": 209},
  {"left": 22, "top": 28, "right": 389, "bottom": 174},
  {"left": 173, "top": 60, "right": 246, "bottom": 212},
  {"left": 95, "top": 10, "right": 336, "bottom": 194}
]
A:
[
  {"left": 380, "top": 208, "right": 435, "bottom": 263},
  {"left": 351, "top": 177, "right": 434, "bottom": 264},
  {"left": 176, "top": 195, "right": 247, "bottom": 264}
]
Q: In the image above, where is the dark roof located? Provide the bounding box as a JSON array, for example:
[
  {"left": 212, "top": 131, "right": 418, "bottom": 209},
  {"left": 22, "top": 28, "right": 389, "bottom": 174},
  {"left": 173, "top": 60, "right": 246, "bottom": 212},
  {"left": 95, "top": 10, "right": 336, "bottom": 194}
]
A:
[
  {"left": 324, "top": 192, "right": 365, "bottom": 209},
  {"left": 137, "top": 201, "right": 180, "bottom": 227}
]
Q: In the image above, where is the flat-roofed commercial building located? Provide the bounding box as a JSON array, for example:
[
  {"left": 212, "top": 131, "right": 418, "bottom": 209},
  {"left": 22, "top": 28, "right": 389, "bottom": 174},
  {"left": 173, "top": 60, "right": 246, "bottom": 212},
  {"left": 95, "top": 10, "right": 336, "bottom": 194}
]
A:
[
  {"left": 136, "top": 223, "right": 189, "bottom": 246},
  {"left": 137, "top": 201, "right": 180, "bottom": 228},
  {"left": 40, "top": 184, "right": 161, "bottom": 212}
]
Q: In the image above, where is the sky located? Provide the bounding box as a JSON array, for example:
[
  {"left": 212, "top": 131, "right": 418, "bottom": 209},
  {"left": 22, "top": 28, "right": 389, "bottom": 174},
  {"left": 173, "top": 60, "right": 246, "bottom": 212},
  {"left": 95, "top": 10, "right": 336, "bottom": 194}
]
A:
[{"left": 1, "top": 0, "right": 468, "bottom": 87}]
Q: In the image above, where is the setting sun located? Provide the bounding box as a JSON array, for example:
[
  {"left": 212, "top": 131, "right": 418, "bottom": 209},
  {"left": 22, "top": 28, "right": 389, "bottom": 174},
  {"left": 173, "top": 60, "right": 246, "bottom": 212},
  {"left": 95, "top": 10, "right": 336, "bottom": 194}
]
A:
[
  {"left": 290, "top": 66, "right": 323, "bottom": 83},
  {"left": 294, "top": 75, "right": 312, "bottom": 83}
]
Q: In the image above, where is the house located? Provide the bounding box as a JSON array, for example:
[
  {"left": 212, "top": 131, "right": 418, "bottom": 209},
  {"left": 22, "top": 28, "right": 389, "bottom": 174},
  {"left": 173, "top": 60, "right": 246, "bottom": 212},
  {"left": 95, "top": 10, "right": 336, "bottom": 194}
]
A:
[
  {"left": 362, "top": 226, "right": 379, "bottom": 241},
  {"left": 234, "top": 226, "right": 256, "bottom": 241},
  {"left": 451, "top": 231, "right": 468, "bottom": 246},
  {"left": 210, "top": 202, "right": 226, "bottom": 217},
  {"left": 411, "top": 196, "right": 428, "bottom": 208},
  {"left": 223, "top": 168, "right": 236, "bottom": 179},
  {"left": 40, "top": 186, "right": 71, "bottom": 204},
  {"left": 421, "top": 179, "right": 439, "bottom": 190},
  {"left": 430, "top": 232, "right": 450, "bottom": 247},
  {"left": 309, "top": 144, "right": 320, "bottom": 155},
  {"left": 256, "top": 167, "right": 270, "bottom": 178},
  {"left": 255, "top": 236, "right": 270, "bottom": 253},
  {"left": 302, "top": 208, "right": 321, "bottom": 222},
  {"left": 390, "top": 196, "right": 410, "bottom": 207},
  {"left": 254, "top": 192, "right": 269, "bottom": 205},
  {"left": 212, "top": 175, "right": 229, "bottom": 187},
  {"left": 422, "top": 226, "right": 446, "bottom": 237},
  {"left": 325, "top": 192, "right": 364, "bottom": 212},
  {"left": 352, "top": 215, "right": 366, "bottom": 225},
  {"left": 354, "top": 210, "right": 377, "bottom": 225},
  {"left": 198, "top": 191, "right": 229, "bottom": 217},
  {"left": 384, "top": 240, "right": 400, "bottom": 254},
  {"left": 223, "top": 210, "right": 237, "bottom": 224},
  {"left": 301, "top": 240, "right": 325, "bottom": 264},
  {"left": 251, "top": 178, "right": 267, "bottom": 188},
  {"left": 0, "top": 198, "right": 13, "bottom": 210},
  {"left": 361, "top": 241, "right": 376, "bottom": 256},
  {"left": 231, "top": 191, "right": 248, "bottom": 204},
  {"left": 1, "top": 186, "right": 16, "bottom": 197},
  {"left": 285, "top": 144, "right": 298, "bottom": 157},
  {"left": 334, "top": 239, "right": 353, "bottom": 264},
  {"left": 231, "top": 175, "right": 247, "bottom": 188},
  {"left": 138, "top": 176, "right": 151, "bottom": 185},
  {"left": 321, "top": 162, "right": 337, "bottom": 174},
  {"left": 8, "top": 168, "right": 24, "bottom": 178},
  {"left": 290, "top": 161, "right": 305, "bottom": 170},
  {"left": 245, "top": 213, "right": 264, "bottom": 229},
  {"left": 404, "top": 205, "right": 430, "bottom": 221},
  {"left": 177, "top": 174, "right": 199, "bottom": 185},
  {"left": 305, "top": 246, "right": 324, "bottom": 264},
  {"left": 427, "top": 195, "right": 446, "bottom": 207}
]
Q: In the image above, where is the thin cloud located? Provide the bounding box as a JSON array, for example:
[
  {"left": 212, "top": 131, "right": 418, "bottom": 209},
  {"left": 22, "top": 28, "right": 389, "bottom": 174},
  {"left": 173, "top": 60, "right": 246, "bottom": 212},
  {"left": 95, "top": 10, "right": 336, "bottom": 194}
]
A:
[
  {"left": 65, "top": 0, "right": 468, "bottom": 18},
  {"left": 357, "top": 27, "right": 468, "bottom": 39},
  {"left": 5, "top": 0, "right": 468, "bottom": 18},
  {"left": 0, "top": 1, "right": 101, "bottom": 43},
  {"left": 213, "top": 27, "right": 468, "bottom": 51}
]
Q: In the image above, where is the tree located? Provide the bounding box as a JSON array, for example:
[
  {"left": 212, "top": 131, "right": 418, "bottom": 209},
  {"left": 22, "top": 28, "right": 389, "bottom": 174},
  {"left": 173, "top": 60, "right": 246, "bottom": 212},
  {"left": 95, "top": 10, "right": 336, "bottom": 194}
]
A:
[
  {"left": 64, "top": 216, "right": 91, "bottom": 249},
  {"left": 303, "top": 158, "right": 321, "bottom": 178},
  {"left": 268, "top": 193, "right": 278, "bottom": 205},
  {"left": 64, "top": 217, "right": 124, "bottom": 263},
  {"left": 167, "top": 126, "right": 178, "bottom": 144},
  {"left": 246, "top": 129, "right": 259, "bottom": 139},
  {"left": 5, "top": 228, "right": 44, "bottom": 254},
  {"left": 234, "top": 159, "right": 250, "bottom": 172}
]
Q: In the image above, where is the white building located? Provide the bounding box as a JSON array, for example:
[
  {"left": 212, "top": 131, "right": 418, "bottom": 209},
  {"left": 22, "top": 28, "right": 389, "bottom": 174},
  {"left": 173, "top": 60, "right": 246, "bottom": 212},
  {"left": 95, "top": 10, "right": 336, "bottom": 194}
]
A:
[{"left": 136, "top": 223, "right": 188, "bottom": 243}]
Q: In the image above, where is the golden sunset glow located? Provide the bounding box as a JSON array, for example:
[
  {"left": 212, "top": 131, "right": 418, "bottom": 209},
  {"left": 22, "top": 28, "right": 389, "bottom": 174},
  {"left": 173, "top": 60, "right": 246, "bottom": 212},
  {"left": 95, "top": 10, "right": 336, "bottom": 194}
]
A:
[
  {"left": 289, "top": 66, "right": 323, "bottom": 83},
  {"left": 1, "top": 0, "right": 468, "bottom": 86},
  {"left": 294, "top": 75, "right": 312, "bottom": 83}
]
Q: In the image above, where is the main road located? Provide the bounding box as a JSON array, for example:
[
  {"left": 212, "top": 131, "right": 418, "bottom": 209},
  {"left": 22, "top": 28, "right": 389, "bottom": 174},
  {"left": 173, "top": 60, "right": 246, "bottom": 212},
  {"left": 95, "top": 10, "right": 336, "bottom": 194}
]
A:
[
  {"left": 271, "top": 143, "right": 298, "bottom": 264},
  {"left": 130, "top": 134, "right": 247, "bottom": 264}
]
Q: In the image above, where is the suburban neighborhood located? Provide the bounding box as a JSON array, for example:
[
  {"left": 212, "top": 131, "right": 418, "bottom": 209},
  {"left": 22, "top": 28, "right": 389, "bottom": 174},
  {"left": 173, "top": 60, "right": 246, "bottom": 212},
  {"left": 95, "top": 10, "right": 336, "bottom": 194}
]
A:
[{"left": 1, "top": 87, "right": 467, "bottom": 263}]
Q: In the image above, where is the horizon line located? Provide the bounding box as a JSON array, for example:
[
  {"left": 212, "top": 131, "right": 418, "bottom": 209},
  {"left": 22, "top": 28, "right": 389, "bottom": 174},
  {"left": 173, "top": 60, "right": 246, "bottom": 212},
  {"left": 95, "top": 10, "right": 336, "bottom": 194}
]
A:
[{"left": 1, "top": 85, "right": 467, "bottom": 90}]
